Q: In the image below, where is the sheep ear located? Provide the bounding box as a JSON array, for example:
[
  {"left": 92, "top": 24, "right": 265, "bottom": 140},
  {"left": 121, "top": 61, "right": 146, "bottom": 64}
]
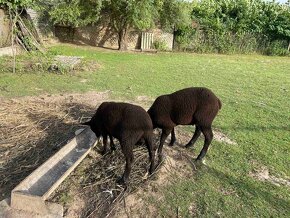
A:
[{"left": 81, "top": 121, "right": 91, "bottom": 126}]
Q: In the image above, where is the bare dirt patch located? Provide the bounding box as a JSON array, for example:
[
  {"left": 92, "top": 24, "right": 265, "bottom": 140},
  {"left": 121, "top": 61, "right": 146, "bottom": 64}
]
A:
[
  {"left": 136, "top": 95, "right": 154, "bottom": 103},
  {"left": 46, "top": 130, "right": 196, "bottom": 218},
  {"left": 112, "top": 145, "right": 196, "bottom": 218},
  {"left": 250, "top": 166, "right": 290, "bottom": 187},
  {"left": 213, "top": 129, "right": 237, "bottom": 145}
]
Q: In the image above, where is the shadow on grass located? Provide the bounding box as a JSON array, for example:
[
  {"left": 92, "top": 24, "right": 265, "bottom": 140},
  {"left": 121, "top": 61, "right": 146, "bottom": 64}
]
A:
[
  {"left": 0, "top": 102, "right": 95, "bottom": 201},
  {"left": 221, "top": 124, "right": 290, "bottom": 132},
  {"left": 197, "top": 165, "right": 290, "bottom": 215}
]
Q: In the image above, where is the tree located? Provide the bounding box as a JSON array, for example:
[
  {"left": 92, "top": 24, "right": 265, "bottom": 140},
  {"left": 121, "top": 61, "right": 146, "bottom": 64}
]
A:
[
  {"left": 35, "top": 0, "right": 102, "bottom": 29},
  {"left": 101, "top": 0, "right": 192, "bottom": 50},
  {"left": 0, "top": 0, "right": 34, "bottom": 10},
  {"left": 34, "top": 0, "right": 102, "bottom": 41},
  {"left": 0, "top": 0, "right": 41, "bottom": 73},
  {"left": 102, "top": 0, "right": 157, "bottom": 50},
  {"left": 158, "top": 0, "right": 192, "bottom": 31},
  {"left": 34, "top": 0, "right": 192, "bottom": 51},
  {"left": 158, "top": 0, "right": 192, "bottom": 49},
  {"left": 261, "top": 1, "right": 290, "bottom": 41},
  {"left": 48, "top": 0, "right": 102, "bottom": 27}
]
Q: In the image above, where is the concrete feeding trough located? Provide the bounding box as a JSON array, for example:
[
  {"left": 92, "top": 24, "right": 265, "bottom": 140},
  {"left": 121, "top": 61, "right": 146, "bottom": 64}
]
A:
[{"left": 8, "top": 127, "right": 97, "bottom": 217}]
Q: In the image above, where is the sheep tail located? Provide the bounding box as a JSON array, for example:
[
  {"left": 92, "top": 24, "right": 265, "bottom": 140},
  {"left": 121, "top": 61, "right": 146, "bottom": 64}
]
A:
[{"left": 218, "top": 98, "right": 222, "bottom": 110}]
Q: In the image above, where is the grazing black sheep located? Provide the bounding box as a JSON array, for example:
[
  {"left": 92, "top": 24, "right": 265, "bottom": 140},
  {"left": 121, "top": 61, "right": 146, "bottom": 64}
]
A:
[
  {"left": 147, "top": 87, "right": 222, "bottom": 161},
  {"left": 82, "top": 102, "right": 156, "bottom": 185}
]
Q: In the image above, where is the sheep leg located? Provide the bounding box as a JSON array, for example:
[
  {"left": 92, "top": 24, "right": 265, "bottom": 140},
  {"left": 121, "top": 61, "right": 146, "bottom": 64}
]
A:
[
  {"left": 145, "top": 136, "right": 156, "bottom": 174},
  {"left": 136, "top": 138, "right": 145, "bottom": 145},
  {"left": 102, "top": 135, "right": 108, "bottom": 155},
  {"left": 196, "top": 127, "right": 213, "bottom": 161},
  {"left": 109, "top": 135, "right": 116, "bottom": 151},
  {"left": 158, "top": 129, "right": 171, "bottom": 161},
  {"left": 168, "top": 128, "right": 176, "bottom": 146},
  {"left": 185, "top": 125, "right": 201, "bottom": 148},
  {"left": 118, "top": 143, "right": 134, "bottom": 185}
]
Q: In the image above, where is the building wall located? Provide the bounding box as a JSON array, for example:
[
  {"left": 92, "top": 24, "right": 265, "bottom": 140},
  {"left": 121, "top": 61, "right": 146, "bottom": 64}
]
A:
[{"left": 0, "top": 9, "right": 12, "bottom": 47}]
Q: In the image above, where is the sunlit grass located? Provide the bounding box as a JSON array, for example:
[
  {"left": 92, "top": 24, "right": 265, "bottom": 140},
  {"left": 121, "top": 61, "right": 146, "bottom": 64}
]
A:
[{"left": 0, "top": 44, "right": 289, "bottom": 216}]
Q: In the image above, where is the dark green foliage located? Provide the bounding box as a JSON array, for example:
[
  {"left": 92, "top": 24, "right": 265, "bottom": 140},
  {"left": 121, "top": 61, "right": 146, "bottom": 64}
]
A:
[
  {"left": 153, "top": 39, "right": 167, "bottom": 51},
  {"left": 35, "top": 0, "right": 102, "bottom": 27},
  {"left": 175, "top": 0, "right": 290, "bottom": 55},
  {"left": 4, "top": 0, "right": 289, "bottom": 55},
  {"left": 158, "top": 0, "right": 192, "bottom": 32},
  {"left": 0, "top": 0, "right": 34, "bottom": 10},
  {"left": 174, "top": 26, "right": 196, "bottom": 51},
  {"left": 102, "top": 0, "right": 158, "bottom": 50},
  {"left": 265, "top": 40, "right": 290, "bottom": 56},
  {"left": 34, "top": 0, "right": 190, "bottom": 51}
]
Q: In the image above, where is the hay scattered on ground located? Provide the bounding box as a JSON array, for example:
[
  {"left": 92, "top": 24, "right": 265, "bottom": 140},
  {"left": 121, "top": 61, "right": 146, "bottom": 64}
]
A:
[
  {"left": 49, "top": 131, "right": 165, "bottom": 218},
  {"left": 47, "top": 128, "right": 200, "bottom": 218},
  {"left": 0, "top": 94, "right": 100, "bottom": 200},
  {"left": 0, "top": 92, "right": 165, "bottom": 217},
  {"left": 105, "top": 142, "right": 197, "bottom": 218}
]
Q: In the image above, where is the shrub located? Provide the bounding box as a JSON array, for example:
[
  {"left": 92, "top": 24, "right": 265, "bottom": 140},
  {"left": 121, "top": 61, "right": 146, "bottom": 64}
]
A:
[
  {"left": 153, "top": 39, "right": 168, "bottom": 51},
  {"left": 173, "top": 0, "right": 290, "bottom": 56},
  {"left": 264, "top": 40, "right": 290, "bottom": 56}
]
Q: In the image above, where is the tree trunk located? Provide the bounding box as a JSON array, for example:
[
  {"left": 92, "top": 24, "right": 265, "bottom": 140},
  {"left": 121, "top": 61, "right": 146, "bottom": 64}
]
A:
[
  {"left": 118, "top": 28, "right": 128, "bottom": 51},
  {"left": 172, "top": 25, "right": 177, "bottom": 50}
]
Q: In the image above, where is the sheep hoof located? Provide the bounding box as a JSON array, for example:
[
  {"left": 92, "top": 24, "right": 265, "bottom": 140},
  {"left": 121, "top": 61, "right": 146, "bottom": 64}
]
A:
[
  {"left": 168, "top": 143, "right": 174, "bottom": 147},
  {"left": 110, "top": 147, "right": 116, "bottom": 152},
  {"left": 158, "top": 153, "right": 165, "bottom": 162},
  {"left": 116, "top": 177, "right": 126, "bottom": 185},
  {"left": 101, "top": 150, "right": 108, "bottom": 155},
  {"left": 185, "top": 143, "right": 192, "bottom": 148},
  {"left": 195, "top": 158, "right": 206, "bottom": 166},
  {"left": 143, "top": 172, "right": 149, "bottom": 180}
]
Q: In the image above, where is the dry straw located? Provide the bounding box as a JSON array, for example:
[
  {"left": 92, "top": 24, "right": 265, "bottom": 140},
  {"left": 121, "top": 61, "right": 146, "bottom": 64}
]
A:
[
  {"left": 0, "top": 97, "right": 94, "bottom": 199},
  {"left": 0, "top": 95, "right": 195, "bottom": 217},
  {"left": 0, "top": 96, "right": 163, "bottom": 217}
]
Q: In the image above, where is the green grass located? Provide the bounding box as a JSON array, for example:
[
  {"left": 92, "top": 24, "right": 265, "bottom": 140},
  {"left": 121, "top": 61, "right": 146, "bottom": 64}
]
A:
[{"left": 1, "top": 44, "right": 289, "bottom": 217}]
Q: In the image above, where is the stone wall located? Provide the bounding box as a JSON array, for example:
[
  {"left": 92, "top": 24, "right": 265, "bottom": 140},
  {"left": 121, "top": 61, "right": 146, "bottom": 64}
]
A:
[
  {"left": 26, "top": 8, "right": 54, "bottom": 39},
  {"left": 55, "top": 24, "right": 141, "bottom": 50},
  {"left": 152, "top": 29, "right": 174, "bottom": 50},
  {"left": 0, "top": 9, "right": 11, "bottom": 47},
  {"left": 55, "top": 24, "right": 173, "bottom": 50}
]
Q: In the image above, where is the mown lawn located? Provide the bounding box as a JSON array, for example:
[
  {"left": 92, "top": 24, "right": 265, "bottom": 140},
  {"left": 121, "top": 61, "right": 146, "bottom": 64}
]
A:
[{"left": 0, "top": 44, "right": 289, "bottom": 217}]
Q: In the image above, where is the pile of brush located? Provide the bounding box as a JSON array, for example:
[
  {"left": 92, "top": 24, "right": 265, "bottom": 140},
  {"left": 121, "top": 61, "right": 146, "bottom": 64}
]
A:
[
  {"left": 7, "top": 8, "right": 44, "bottom": 52},
  {"left": 10, "top": 10, "right": 43, "bottom": 52}
]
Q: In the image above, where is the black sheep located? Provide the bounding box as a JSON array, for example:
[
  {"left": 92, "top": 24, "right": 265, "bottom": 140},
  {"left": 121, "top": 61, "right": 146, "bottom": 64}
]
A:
[
  {"left": 82, "top": 102, "right": 156, "bottom": 185},
  {"left": 147, "top": 87, "right": 222, "bottom": 161}
]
